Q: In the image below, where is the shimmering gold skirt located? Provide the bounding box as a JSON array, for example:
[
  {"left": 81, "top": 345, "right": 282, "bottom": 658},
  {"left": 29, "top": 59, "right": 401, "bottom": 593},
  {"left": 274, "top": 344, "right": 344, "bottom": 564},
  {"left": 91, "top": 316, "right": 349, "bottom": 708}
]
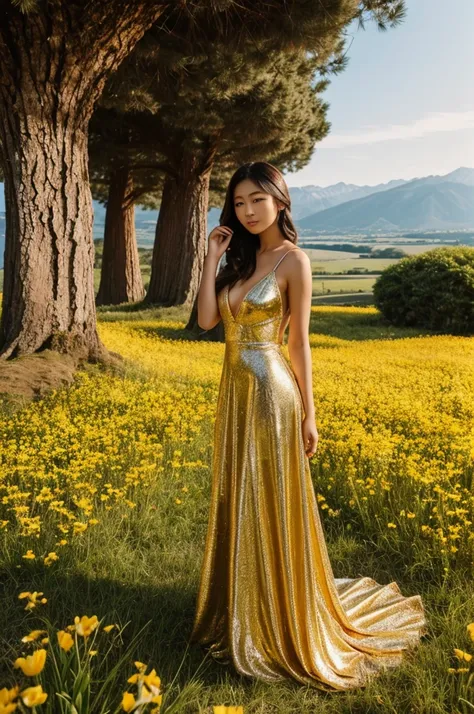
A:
[{"left": 190, "top": 271, "right": 428, "bottom": 691}]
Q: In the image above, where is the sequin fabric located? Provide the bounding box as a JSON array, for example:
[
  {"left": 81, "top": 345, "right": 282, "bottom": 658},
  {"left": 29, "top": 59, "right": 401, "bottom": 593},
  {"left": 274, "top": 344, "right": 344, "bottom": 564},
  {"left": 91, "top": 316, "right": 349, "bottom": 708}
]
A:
[{"left": 189, "top": 250, "right": 428, "bottom": 691}]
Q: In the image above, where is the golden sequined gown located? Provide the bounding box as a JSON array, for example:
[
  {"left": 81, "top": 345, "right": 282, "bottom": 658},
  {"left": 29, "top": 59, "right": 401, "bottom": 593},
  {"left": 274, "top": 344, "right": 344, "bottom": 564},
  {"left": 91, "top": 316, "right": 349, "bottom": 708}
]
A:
[{"left": 190, "top": 250, "right": 427, "bottom": 691}]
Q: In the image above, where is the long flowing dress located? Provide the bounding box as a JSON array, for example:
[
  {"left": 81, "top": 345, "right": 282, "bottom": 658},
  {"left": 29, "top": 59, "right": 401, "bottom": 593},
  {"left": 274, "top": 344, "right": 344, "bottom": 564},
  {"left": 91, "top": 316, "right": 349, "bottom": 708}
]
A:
[{"left": 189, "top": 248, "right": 428, "bottom": 691}]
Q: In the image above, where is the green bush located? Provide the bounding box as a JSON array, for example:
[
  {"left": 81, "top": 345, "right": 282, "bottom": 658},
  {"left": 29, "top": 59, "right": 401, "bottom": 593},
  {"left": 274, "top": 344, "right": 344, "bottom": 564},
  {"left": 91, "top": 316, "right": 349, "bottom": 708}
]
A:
[{"left": 373, "top": 246, "right": 474, "bottom": 334}]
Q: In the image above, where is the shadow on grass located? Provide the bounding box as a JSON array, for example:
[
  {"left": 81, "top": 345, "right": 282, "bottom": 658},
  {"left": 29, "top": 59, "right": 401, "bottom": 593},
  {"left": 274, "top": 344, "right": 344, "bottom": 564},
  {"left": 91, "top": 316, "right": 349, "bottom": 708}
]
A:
[
  {"left": 0, "top": 567, "right": 250, "bottom": 693},
  {"left": 0, "top": 539, "right": 444, "bottom": 712},
  {"left": 97, "top": 299, "right": 436, "bottom": 345},
  {"left": 0, "top": 522, "right": 442, "bottom": 684},
  {"left": 308, "top": 308, "right": 434, "bottom": 343}
]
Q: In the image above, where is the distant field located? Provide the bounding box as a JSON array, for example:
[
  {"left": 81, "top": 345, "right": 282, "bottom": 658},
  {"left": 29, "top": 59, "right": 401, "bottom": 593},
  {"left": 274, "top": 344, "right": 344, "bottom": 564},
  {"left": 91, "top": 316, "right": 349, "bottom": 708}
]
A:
[
  {"left": 302, "top": 247, "right": 358, "bottom": 260},
  {"left": 308, "top": 254, "right": 397, "bottom": 273},
  {"left": 0, "top": 241, "right": 453, "bottom": 296},
  {"left": 0, "top": 263, "right": 377, "bottom": 297},
  {"left": 312, "top": 276, "right": 376, "bottom": 294},
  {"left": 369, "top": 242, "right": 456, "bottom": 255}
]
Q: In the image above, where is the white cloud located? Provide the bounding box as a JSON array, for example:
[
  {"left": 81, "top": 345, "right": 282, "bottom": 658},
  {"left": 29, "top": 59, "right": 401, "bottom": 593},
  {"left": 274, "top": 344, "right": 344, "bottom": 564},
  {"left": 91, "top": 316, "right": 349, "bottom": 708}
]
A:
[{"left": 320, "top": 109, "right": 474, "bottom": 148}]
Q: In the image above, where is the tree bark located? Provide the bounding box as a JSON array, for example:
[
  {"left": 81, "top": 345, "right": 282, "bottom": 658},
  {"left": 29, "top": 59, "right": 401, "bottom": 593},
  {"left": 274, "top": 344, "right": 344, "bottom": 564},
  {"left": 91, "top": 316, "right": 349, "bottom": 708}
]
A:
[
  {"left": 0, "top": 2, "right": 163, "bottom": 360},
  {"left": 96, "top": 166, "right": 145, "bottom": 306},
  {"left": 144, "top": 150, "right": 214, "bottom": 308}
]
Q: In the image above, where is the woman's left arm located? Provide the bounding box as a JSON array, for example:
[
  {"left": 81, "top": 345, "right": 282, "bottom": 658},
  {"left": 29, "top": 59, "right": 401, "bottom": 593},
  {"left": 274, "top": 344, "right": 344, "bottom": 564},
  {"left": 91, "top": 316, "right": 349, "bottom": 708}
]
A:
[{"left": 286, "top": 250, "right": 319, "bottom": 457}]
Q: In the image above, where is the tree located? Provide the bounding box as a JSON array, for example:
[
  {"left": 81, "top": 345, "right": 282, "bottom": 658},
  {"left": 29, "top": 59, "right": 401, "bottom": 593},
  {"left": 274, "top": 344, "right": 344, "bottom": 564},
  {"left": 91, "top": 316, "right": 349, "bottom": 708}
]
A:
[
  {"left": 0, "top": 0, "right": 406, "bottom": 361},
  {"left": 88, "top": 109, "right": 165, "bottom": 306},
  {"left": 147, "top": 48, "right": 333, "bottom": 311},
  {"left": 0, "top": 0, "right": 167, "bottom": 360},
  {"left": 96, "top": 39, "right": 337, "bottom": 310}
]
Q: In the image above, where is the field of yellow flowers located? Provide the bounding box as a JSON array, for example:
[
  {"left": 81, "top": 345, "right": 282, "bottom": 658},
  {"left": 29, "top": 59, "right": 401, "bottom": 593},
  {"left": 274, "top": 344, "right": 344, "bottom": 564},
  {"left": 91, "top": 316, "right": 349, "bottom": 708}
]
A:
[{"left": 1, "top": 304, "right": 473, "bottom": 713}]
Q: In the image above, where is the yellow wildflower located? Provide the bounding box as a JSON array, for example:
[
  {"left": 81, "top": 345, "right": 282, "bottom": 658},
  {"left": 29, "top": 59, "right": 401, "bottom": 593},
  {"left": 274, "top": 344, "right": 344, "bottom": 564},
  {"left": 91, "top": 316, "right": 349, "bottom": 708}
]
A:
[
  {"left": 21, "top": 630, "right": 47, "bottom": 643},
  {"left": 73, "top": 615, "right": 99, "bottom": 637},
  {"left": 213, "top": 707, "right": 244, "bottom": 714},
  {"left": 14, "top": 649, "right": 47, "bottom": 676},
  {"left": 467, "top": 622, "right": 474, "bottom": 641},
  {"left": 387, "top": 522, "right": 397, "bottom": 529},
  {"left": 0, "top": 685, "right": 20, "bottom": 711},
  {"left": 73, "top": 522, "right": 88, "bottom": 534},
  {"left": 454, "top": 648, "right": 472, "bottom": 662},
  {"left": 19, "top": 685, "right": 48, "bottom": 707},
  {"left": 44, "top": 552, "right": 59, "bottom": 566},
  {"left": 143, "top": 668, "right": 161, "bottom": 699},
  {"left": 17, "top": 592, "right": 47, "bottom": 611},
  {"left": 0, "top": 685, "right": 20, "bottom": 701},
  {"left": 103, "top": 624, "right": 116, "bottom": 633},
  {"left": 122, "top": 692, "right": 136, "bottom": 712},
  {"left": 22, "top": 550, "right": 36, "bottom": 560},
  {"left": 144, "top": 670, "right": 160, "bottom": 685},
  {"left": 57, "top": 631, "right": 74, "bottom": 652}
]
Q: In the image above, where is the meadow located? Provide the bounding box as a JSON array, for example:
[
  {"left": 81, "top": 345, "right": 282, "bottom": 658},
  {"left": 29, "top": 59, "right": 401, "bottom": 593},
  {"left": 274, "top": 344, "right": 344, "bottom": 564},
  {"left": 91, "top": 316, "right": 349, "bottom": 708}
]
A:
[{"left": 0, "top": 303, "right": 473, "bottom": 713}]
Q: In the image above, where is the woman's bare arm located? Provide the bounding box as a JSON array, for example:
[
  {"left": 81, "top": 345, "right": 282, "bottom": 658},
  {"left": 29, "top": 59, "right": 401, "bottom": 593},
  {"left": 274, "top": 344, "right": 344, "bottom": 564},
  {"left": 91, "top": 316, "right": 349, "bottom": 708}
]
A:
[
  {"left": 286, "top": 250, "right": 316, "bottom": 422},
  {"left": 197, "top": 225, "right": 234, "bottom": 330},
  {"left": 197, "top": 254, "right": 221, "bottom": 330}
]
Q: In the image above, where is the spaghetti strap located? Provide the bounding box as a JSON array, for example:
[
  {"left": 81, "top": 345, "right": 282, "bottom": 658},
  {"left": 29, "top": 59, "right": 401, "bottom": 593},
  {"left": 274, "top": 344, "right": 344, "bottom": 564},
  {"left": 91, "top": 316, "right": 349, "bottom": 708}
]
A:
[{"left": 272, "top": 249, "right": 294, "bottom": 273}]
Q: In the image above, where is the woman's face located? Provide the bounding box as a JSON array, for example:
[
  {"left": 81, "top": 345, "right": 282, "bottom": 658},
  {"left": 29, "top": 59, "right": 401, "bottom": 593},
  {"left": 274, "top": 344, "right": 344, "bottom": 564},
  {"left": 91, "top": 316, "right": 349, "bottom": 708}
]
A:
[{"left": 233, "top": 179, "right": 284, "bottom": 234}]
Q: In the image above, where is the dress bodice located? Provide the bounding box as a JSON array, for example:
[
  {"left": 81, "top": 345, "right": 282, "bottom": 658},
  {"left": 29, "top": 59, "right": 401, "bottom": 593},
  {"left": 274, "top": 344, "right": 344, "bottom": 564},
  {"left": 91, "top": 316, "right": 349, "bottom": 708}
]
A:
[{"left": 218, "top": 250, "right": 293, "bottom": 345}]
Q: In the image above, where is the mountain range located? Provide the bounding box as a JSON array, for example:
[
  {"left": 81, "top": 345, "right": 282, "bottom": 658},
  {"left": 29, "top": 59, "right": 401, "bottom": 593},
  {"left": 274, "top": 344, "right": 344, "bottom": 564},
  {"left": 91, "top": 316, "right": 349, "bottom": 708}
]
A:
[
  {"left": 295, "top": 167, "right": 474, "bottom": 232},
  {"left": 1, "top": 167, "right": 473, "bottom": 270}
]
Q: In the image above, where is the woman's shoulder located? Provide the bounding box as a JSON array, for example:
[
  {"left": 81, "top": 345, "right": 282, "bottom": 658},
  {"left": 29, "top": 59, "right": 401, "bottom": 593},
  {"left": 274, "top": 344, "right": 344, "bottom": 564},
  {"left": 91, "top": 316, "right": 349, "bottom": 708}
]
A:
[
  {"left": 285, "top": 244, "right": 310, "bottom": 263},
  {"left": 283, "top": 245, "right": 311, "bottom": 281}
]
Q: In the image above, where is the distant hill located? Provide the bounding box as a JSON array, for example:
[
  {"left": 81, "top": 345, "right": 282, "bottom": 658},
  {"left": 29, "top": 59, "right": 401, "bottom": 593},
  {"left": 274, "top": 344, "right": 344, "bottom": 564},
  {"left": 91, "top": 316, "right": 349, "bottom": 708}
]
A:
[
  {"left": 289, "top": 178, "right": 409, "bottom": 219},
  {"left": 287, "top": 167, "right": 474, "bottom": 220},
  {"left": 297, "top": 178, "right": 474, "bottom": 233}
]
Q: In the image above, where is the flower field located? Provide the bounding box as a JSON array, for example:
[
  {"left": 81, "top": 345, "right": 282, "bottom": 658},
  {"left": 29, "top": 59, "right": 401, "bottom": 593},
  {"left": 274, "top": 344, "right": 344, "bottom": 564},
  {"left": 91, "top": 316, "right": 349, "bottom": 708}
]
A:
[{"left": 0, "top": 305, "right": 473, "bottom": 713}]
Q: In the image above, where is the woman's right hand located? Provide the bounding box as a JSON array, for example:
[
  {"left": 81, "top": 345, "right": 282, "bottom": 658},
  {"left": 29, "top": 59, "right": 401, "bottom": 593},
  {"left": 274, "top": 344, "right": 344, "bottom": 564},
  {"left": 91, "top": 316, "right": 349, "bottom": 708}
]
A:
[{"left": 207, "top": 225, "right": 234, "bottom": 262}]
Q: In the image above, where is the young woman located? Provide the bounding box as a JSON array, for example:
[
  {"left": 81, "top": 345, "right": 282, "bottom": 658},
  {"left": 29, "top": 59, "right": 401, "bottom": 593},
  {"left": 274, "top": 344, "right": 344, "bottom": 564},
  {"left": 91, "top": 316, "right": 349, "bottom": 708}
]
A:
[{"left": 189, "top": 161, "right": 427, "bottom": 691}]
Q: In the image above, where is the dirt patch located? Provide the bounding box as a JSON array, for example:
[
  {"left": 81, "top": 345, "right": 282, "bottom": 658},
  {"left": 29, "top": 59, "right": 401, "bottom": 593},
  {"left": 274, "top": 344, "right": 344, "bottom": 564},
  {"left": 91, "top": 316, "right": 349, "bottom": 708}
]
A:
[{"left": 0, "top": 348, "right": 124, "bottom": 405}]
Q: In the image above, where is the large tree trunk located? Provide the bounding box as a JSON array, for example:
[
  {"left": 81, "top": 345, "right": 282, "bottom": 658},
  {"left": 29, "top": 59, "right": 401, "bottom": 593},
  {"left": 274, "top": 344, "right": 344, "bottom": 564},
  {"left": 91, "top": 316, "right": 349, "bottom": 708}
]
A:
[
  {"left": 96, "top": 166, "right": 145, "bottom": 307},
  {"left": 144, "top": 151, "right": 214, "bottom": 308},
  {"left": 0, "top": 3, "right": 163, "bottom": 360}
]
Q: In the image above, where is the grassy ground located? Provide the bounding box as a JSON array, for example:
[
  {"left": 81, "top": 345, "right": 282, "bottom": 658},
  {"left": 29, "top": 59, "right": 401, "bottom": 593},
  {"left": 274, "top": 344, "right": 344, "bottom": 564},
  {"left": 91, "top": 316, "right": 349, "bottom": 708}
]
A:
[{"left": 0, "top": 304, "right": 474, "bottom": 713}]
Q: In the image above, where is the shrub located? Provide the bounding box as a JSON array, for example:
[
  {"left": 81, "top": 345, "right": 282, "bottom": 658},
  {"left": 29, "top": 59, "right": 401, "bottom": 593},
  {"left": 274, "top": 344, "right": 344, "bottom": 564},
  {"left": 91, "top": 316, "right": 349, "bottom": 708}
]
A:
[{"left": 373, "top": 246, "right": 474, "bottom": 334}]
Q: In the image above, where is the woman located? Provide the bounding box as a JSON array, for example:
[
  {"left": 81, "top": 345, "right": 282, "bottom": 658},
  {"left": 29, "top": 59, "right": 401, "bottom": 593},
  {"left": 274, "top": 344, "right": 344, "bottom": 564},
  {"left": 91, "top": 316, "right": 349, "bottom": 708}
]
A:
[{"left": 190, "top": 161, "right": 427, "bottom": 691}]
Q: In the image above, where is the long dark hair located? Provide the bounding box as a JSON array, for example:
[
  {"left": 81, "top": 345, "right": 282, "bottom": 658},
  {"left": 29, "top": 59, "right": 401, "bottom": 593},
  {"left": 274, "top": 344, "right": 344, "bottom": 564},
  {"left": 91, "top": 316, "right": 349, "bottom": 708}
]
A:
[{"left": 215, "top": 161, "right": 299, "bottom": 296}]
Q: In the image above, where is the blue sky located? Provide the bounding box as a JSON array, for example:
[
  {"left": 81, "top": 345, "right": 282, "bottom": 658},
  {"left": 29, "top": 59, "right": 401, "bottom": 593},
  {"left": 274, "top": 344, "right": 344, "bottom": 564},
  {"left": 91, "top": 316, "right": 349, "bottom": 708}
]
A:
[{"left": 285, "top": 0, "right": 474, "bottom": 188}]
